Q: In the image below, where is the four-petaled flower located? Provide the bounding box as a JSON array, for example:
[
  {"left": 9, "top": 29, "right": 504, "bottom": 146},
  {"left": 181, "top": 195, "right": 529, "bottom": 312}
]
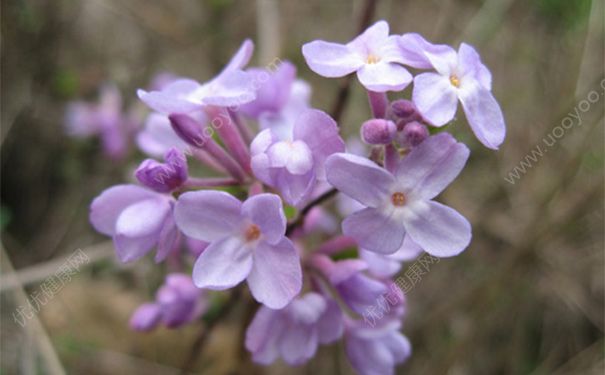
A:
[
  {"left": 400, "top": 33, "right": 506, "bottom": 149},
  {"left": 302, "top": 20, "right": 412, "bottom": 92},
  {"left": 326, "top": 133, "right": 472, "bottom": 257},
  {"left": 174, "top": 191, "right": 302, "bottom": 309}
]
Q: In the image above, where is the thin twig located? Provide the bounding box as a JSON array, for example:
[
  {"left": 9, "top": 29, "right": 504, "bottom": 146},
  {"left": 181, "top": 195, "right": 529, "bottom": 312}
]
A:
[{"left": 286, "top": 188, "right": 338, "bottom": 236}]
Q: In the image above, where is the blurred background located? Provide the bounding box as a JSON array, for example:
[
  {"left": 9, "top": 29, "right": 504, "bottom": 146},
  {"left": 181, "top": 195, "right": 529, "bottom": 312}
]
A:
[{"left": 1, "top": 0, "right": 603, "bottom": 374}]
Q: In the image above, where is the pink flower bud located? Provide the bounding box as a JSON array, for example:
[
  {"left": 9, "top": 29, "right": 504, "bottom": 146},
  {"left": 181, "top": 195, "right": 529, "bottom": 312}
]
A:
[
  {"left": 360, "top": 119, "right": 397, "bottom": 145},
  {"left": 399, "top": 121, "right": 429, "bottom": 147}
]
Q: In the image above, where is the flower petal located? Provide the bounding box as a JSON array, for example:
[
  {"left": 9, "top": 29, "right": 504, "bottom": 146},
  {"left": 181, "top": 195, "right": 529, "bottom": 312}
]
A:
[
  {"left": 342, "top": 207, "right": 405, "bottom": 254},
  {"left": 223, "top": 39, "right": 254, "bottom": 73},
  {"left": 458, "top": 81, "right": 506, "bottom": 149},
  {"left": 279, "top": 324, "right": 318, "bottom": 365},
  {"left": 192, "top": 236, "right": 252, "bottom": 289},
  {"left": 293, "top": 109, "right": 345, "bottom": 179},
  {"left": 325, "top": 153, "right": 394, "bottom": 208},
  {"left": 357, "top": 62, "right": 412, "bottom": 92},
  {"left": 317, "top": 298, "right": 344, "bottom": 344},
  {"left": 115, "top": 198, "right": 170, "bottom": 238},
  {"left": 155, "top": 210, "right": 180, "bottom": 262},
  {"left": 245, "top": 306, "right": 284, "bottom": 365},
  {"left": 398, "top": 33, "right": 456, "bottom": 71},
  {"left": 412, "top": 72, "right": 458, "bottom": 126},
  {"left": 136, "top": 113, "right": 189, "bottom": 158},
  {"left": 174, "top": 190, "right": 243, "bottom": 242},
  {"left": 458, "top": 43, "right": 492, "bottom": 90},
  {"left": 137, "top": 79, "right": 202, "bottom": 114},
  {"left": 247, "top": 238, "right": 302, "bottom": 309},
  {"left": 202, "top": 70, "right": 256, "bottom": 107},
  {"left": 114, "top": 231, "right": 159, "bottom": 263},
  {"left": 302, "top": 41, "right": 364, "bottom": 78},
  {"left": 90, "top": 184, "right": 159, "bottom": 236},
  {"left": 394, "top": 133, "right": 469, "bottom": 200},
  {"left": 241, "top": 193, "right": 286, "bottom": 245},
  {"left": 403, "top": 200, "right": 471, "bottom": 257}
]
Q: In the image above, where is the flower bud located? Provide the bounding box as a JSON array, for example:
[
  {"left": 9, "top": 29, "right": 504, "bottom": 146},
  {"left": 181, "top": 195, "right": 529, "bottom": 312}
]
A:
[
  {"left": 135, "top": 148, "right": 188, "bottom": 193},
  {"left": 390, "top": 100, "right": 422, "bottom": 125},
  {"left": 168, "top": 113, "right": 209, "bottom": 148},
  {"left": 129, "top": 303, "right": 161, "bottom": 332},
  {"left": 399, "top": 121, "right": 429, "bottom": 148},
  {"left": 360, "top": 119, "right": 397, "bottom": 145}
]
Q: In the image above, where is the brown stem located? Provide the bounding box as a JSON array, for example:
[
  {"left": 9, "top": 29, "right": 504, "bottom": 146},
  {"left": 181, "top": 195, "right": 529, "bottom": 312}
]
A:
[{"left": 286, "top": 188, "right": 338, "bottom": 236}]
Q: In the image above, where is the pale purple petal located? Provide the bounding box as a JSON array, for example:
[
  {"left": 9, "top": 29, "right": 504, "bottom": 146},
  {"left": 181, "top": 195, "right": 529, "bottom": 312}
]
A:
[
  {"left": 360, "top": 250, "right": 402, "bottom": 278},
  {"left": 279, "top": 324, "right": 318, "bottom": 365},
  {"left": 245, "top": 306, "right": 285, "bottom": 364},
  {"left": 247, "top": 238, "right": 302, "bottom": 309},
  {"left": 267, "top": 140, "right": 313, "bottom": 175},
  {"left": 458, "top": 81, "right": 506, "bottom": 149},
  {"left": 403, "top": 200, "right": 471, "bottom": 257},
  {"left": 115, "top": 198, "right": 170, "bottom": 238},
  {"left": 317, "top": 298, "right": 344, "bottom": 344},
  {"left": 114, "top": 231, "right": 159, "bottom": 263},
  {"left": 383, "top": 332, "right": 412, "bottom": 364},
  {"left": 395, "top": 133, "right": 469, "bottom": 200},
  {"left": 137, "top": 79, "right": 203, "bottom": 114},
  {"left": 343, "top": 208, "right": 405, "bottom": 255},
  {"left": 457, "top": 43, "right": 492, "bottom": 90},
  {"left": 337, "top": 273, "right": 388, "bottom": 315},
  {"left": 136, "top": 113, "right": 188, "bottom": 157},
  {"left": 325, "top": 153, "right": 394, "bottom": 208},
  {"left": 347, "top": 20, "right": 390, "bottom": 55},
  {"left": 345, "top": 334, "right": 397, "bottom": 375},
  {"left": 357, "top": 62, "right": 412, "bottom": 92},
  {"left": 155, "top": 211, "right": 179, "bottom": 262},
  {"left": 90, "top": 185, "right": 159, "bottom": 236},
  {"left": 192, "top": 236, "right": 252, "bottom": 289},
  {"left": 240, "top": 62, "right": 296, "bottom": 118},
  {"left": 398, "top": 33, "right": 456, "bottom": 70},
  {"left": 202, "top": 69, "right": 256, "bottom": 106},
  {"left": 412, "top": 72, "right": 458, "bottom": 126},
  {"left": 129, "top": 303, "right": 162, "bottom": 331},
  {"left": 392, "top": 236, "right": 424, "bottom": 261},
  {"left": 274, "top": 168, "right": 315, "bottom": 207},
  {"left": 241, "top": 193, "right": 286, "bottom": 245},
  {"left": 174, "top": 190, "right": 243, "bottom": 242},
  {"left": 65, "top": 102, "right": 99, "bottom": 137},
  {"left": 302, "top": 41, "right": 364, "bottom": 78},
  {"left": 310, "top": 254, "right": 368, "bottom": 285},
  {"left": 223, "top": 39, "right": 254, "bottom": 73},
  {"left": 293, "top": 109, "right": 345, "bottom": 179}
]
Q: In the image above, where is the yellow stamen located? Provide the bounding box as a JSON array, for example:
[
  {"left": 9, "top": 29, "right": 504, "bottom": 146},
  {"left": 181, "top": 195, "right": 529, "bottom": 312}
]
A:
[
  {"left": 245, "top": 224, "right": 261, "bottom": 242},
  {"left": 391, "top": 192, "right": 406, "bottom": 207},
  {"left": 366, "top": 54, "right": 380, "bottom": 64},
  {"left": 450, "top": 74, "right": 460, "bottom": 88}
]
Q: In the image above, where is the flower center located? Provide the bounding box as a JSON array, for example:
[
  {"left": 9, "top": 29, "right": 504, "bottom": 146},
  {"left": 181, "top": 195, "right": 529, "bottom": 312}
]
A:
[
  {"left": 244, "top": 224, "right": 261, "bottom": 242},
  {"left": 366, "top": 54, "right": 380, "bottom": 64},
  {"left": 391, "top": 192, "right": 406, "bottom": 207},
  {"left": 449, "top": 74, "right": 460, "bottom": 88}
]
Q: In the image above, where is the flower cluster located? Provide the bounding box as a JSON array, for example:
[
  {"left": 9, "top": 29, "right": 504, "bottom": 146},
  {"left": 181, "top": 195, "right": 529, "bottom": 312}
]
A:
[{"left": 83, "top": 20, "right": 505, "bottom": 374}]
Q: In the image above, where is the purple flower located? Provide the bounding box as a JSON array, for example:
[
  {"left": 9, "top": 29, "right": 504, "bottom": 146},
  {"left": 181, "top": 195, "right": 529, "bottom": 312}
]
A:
[
  {"left": 325, "top": 133, "right": 472, "bottom": 257},
  {"left": 137, "top": 40, "right": 256, "bottom": 114},
  {"left": 241, "top": 61, "right": 312, "bottom": 139},
  {"left": 302, "top": 20, "right": 412, "bottom": 92},
  {"left": 311, "top": 254, "right": 386, "bottom": 315},
  {"left": 130, "top": 273, "right": 207, "bottom": 331},
  {"left": 245, "top": 292, "right": 343, "bottom": 365},
  {"left": 400, "top": 34, "right": 506, "bottom": 149},
  {"left": 344, "top": 318, "right": 411, "bottom": 375},
  {"left": 174, "top": 191, "right": 302, "bottom": 309},
  {"left": 135, "top": 148, "right": 188, "bottom": 193},
  {"left": 136, "top": 113, "right": 189, "bottom": 157},
  {"left": 250, "top": 109, "right": 344, "bottom": 206},
  {"left": 90, "top": 184, "right": 178, "bottom": 263},
  {"left": 65, "top": 84, "right": 133, "bottom": 159},
  {"left": 360, "top": 236, "right": 423, "bottom": 278},
  {"left": 397, "top": 121, "right": 429, "bottom": 148}
]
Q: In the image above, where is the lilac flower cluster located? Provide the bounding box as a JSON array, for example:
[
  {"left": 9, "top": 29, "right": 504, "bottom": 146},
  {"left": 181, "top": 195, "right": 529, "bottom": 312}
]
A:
[{"left": 84, "top": 20, "right": 505, "bottom": 374}]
